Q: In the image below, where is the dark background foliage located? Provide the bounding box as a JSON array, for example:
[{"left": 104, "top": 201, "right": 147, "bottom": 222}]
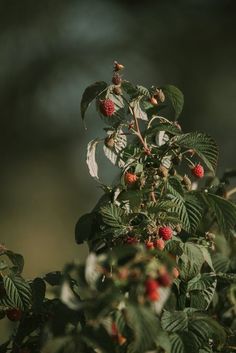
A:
[{"left": 0, "top": 0, "right": 236, "bottom": 281}]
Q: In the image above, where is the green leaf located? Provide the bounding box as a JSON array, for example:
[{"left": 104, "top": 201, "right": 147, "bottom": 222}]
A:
[
  {"left": 189, "top": 320, "right": 211, "bottom": 347},
  {"left": 75, "top": 212, "right": 96, "bottom": 244},
  {"left": 147, "top": 200, "right": 178, "bottom": 214},
  {"left": 118, "top": 190, "right": 143, "bottom": 210},
  {"left": 169, "top": 333, "right": 185, "bottom": 353},
  {"left": 145, "top": 122, "right": 182, "bottom": 137},
  {"left": 199, "top": 347, "right": 212, "bottom": 353},
  {"left": 188, "top": 273, "right": 217, "bottom": 310},
  {"left": 121, "top": 80, "right": 139, "bottom": 97},
  {"left": 103, "top": 129, "right": 127, "bottom": 166},
  {"left": 166, "top": 177, "right": 185, "bottom": 199},
  {"left": 161, "top": 85, "right": 184, "bottom": 119},
  {"left": 126, "top": 304, "right": 160, "bottom": 353},
  {"left": 99, "top": 203, "right": 125, "bottom": 228},
  {"left": 204, "top": 193, "right": 236, "bottom": 236},
  {"left": 155, "top": 330, "right": 172, "bottom": 353},
  {"left": 179, "top": 243, "right": 205, "bottom": 280},
  {"left": 0, "top": 275, "right": 31, "bottom": 310},
  {"left": 130, "top": 98, "right": 148, "bottom": 121},
  {"left": 174, "top": 132, "right": 219, "bottom": 172},
  {"left": 82, "top": 324, "right": 116, "bottom": 353},
  {"left": 44, "top": 271, "right": 63, "bottom": 286},
  {"left": 165, "top": 239, "right": 184, "bottom": 256},
  {"left": 31, "top": 277, "right": 46, "bottom": 311},
  {"left": 86, "top": 139, "right": 102, "bottom": 180},
  {"left": 81, "top": 81, "right": 107, "bottom": 121},
  {"left": 212, "top": 253, "right": 230, "bottom": 273},
  {"left": 192, "top": 315, "right": 226, "bottom": 349},
  {"left": 5, "top": 251, "right": 24, "bottom": 274},
  {"left": 170, "top": 193, "right": 203, "bottom": 233},
  {"left": 161, "top": 310, "right": 188, "bottom": 333}
]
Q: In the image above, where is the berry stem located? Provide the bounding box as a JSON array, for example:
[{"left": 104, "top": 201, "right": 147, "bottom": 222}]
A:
[
  {"left": 185, "top": 156, "right": 195, "bottom": 167},
  {"left": 121, "top": 95, "right": 149, "bottom": 152}
]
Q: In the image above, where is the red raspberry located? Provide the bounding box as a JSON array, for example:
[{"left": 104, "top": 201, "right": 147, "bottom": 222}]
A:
[
  {"left": 99, "top": 99, "right": 115, "bottom": 117},
  {"left": 154, "top": 238, "right": 165, "bottom": 251},
  {"left": 191, "top": 163, "right": 204, "bottom": 178},
  {"left": 145, "top": 278, "right": 159, "bottom": 292},
  {"left": 6, "top": 308, "right": 22, "bottom": 321},
  {"left": 145, "top": 279, "right": 160, "bottom": 301},
  {"left": 158, "top": 273, "right": 172, "bottom": 287},
  {"left": 145, "top": 241, "right": 154, "bottom": 250},
  {"left": 111, "top": 322, "right": 118, "bottom": 336},
  {"left": 148, "top": 289, "right": 160, "bottom": 302},
  {"left": 172, "top": 267, "right": 180, "bottom": 279},
  {"left": 159, "top": 226, "right": 173, "bottom": 241},
  {"left": 125, "top": 236, "right": 138, "bottom": 245},
  {"left": 112, "top": 73, "right": 122, "bottom": 85},
  {"left": 124, "top": 172, "right": 138, "bottom": 185}
]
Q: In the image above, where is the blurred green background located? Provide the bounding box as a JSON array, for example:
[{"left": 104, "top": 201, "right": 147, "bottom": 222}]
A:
[{"left": 0, "top": 0, "right": 236, "bottom": 335}]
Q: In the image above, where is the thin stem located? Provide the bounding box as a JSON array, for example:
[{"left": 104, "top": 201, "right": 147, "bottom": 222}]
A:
[
  {"left": 185, "top": 156, "right": 195, "bottom": 167},
  {"left": 150, "top": 190, "right": 157, "bottom": 202},
  {"left": 121, "top": 95, "right": 149, "bottom": 151}
]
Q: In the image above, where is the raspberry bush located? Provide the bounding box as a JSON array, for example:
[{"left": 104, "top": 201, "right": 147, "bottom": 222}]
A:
[{"left": 1, "top": 62, "right": 236, "bottom": 353}]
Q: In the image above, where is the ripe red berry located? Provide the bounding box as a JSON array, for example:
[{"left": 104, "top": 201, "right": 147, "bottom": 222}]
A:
[
  {"left": 158, "top": 273, "right": 172, "bottom": 287},
  {"left": 148, "top": 289, "right": 160, "bottom": 302},
  {"left": 111, "top": 322, "right": 118, "bottom": 336},
  {"left": 6, "top": 308, "right": 22, "bottom": 321},
  {"left": 125, "top": 236, "right": 139, "bottom": 245},
  {"left": 145, "top": 279, "right": 160, "bottom": 301},
  {"left": 154, "top": 238, "right": 165, "bottom": 251},
  {"left": 191, "top": 163, "right": 204, "bottom": 178},
  {"left": 124, "top": 172, "right": 138, "bottom": 185},
  {"left": 159, "top": 226, "right": 173, "bottom": 241},
  {"left": 99, "top": 99, "right": 115, "bottom": 117},
  {"left": 145, "top": 240, "right": 154, "bottom": 250},
  {"left": 145, "top": 278, "right": 159, "bottom": 292}
]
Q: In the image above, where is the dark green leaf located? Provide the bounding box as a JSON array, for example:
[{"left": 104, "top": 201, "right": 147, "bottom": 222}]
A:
[
  {"left": 99, "top": 203, "right": 126, "bottom": 228},
  {"left": 169, "top": 333, "right": 185, "bottom": 353},
  {"left": 44, "top": 271, "right": 63, "bottom": 286},
  {"left": 205, "top": 193, "right": 236, "bottom": 236},
  {"left": 31, "top": 277, "right": 46, "bottom": 311},
  {"left": 0, "top": 275, "right": 31, "bottom": 310},
  {"left": 75, "top": 212, "right": 96, "bottom": 244},
  {"left": 161, "top": 85, "right": 184, "bottom": 119},
  {"left": 126, "top": 304, "right": 160, "bottom": 353},
  {"left": 188, "top": 273, "right": 217, "bottom": 310},
  {"left": 82, "top": 325, "right": 116, "bottom": 353},
  {"left": 81, "top": 81, "right": 107, "bottom": 121},
  {"left": 212, "top": 253, "right": 230, "bottom": 273},
  {"left": 5, "top": 250, "right": 24, "bottom": 274},
  {"left": 161, "top": 310, "right": 188, "bottom": 333},
  {"left": 179, "top": 243, "right": 205, "bottom": 281},
  {"left": 174, "top": 132, "right": 219, "bottom": 172}
]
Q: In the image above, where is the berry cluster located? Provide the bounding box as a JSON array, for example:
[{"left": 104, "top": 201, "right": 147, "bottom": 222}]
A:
[{"left": 145, "top": 266, "right": 179, "bottom": 302}]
